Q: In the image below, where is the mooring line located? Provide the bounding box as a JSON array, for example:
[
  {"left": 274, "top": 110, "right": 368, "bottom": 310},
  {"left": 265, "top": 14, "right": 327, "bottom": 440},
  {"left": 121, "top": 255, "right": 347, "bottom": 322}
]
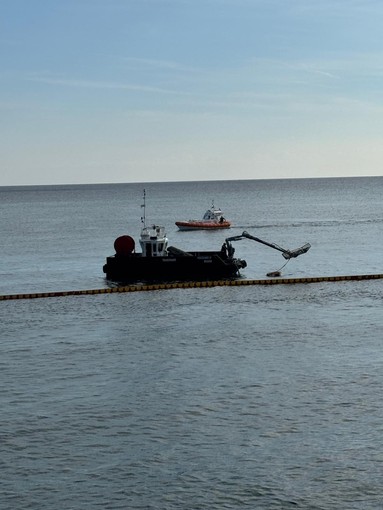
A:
[{"left": 0, "top": 273, "right": 382, "bottom": 301}]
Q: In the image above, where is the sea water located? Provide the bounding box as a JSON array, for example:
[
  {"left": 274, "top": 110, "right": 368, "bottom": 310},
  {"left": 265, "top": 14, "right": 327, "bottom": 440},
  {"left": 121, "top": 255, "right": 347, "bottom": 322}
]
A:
[{"left": 1, "top": 177, "right": 382, "bottom": 509}]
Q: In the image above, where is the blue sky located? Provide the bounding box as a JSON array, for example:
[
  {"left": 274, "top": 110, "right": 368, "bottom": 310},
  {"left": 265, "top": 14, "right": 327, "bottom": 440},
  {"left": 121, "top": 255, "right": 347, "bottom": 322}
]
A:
[{"left": 2, "top": 0, "right": 383, "bottom": 185}]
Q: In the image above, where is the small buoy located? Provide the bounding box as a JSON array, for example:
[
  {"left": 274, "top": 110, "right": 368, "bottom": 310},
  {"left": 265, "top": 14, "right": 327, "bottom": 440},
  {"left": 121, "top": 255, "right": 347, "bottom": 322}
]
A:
[{"left": 267, "top": 271, "right": 281, "bottom": 277}]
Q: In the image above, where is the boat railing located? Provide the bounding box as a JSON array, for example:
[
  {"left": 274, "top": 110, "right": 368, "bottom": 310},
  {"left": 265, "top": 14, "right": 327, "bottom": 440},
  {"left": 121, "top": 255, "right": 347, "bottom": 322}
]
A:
[{"left": 141, "top": 225, "right": 166, "bottom": 239}]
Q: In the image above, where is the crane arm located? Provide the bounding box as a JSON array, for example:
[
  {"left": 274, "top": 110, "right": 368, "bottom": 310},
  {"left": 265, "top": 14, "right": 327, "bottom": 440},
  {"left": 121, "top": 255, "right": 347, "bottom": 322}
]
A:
[{"left": 225, "top": 231, "right": 311, "bottom": 260}]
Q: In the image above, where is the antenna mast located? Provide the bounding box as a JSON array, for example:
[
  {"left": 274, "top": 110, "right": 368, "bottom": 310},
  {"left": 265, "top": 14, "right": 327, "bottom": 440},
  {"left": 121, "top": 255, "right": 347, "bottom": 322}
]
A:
[{"left": 141, "top": 189, "right": 146, "bottom": 227}]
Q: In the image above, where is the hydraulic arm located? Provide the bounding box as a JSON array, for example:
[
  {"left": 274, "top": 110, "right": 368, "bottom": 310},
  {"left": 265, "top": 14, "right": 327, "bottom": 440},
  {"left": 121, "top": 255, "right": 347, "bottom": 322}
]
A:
[{"left": 225, "top": 231, "right": 311, "bottom": 260}]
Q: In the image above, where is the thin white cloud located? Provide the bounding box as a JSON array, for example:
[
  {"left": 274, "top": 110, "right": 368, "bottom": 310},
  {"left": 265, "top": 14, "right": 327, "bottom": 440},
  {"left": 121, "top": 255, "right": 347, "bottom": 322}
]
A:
[
  {"left": 291, "top": 0, "right": 383, "bottom": 14},
  {"left": 121, "top": 57, "right": 201, "bottom": 74},
  {"left": 26, "top": 75, "right": 193, "bottom": 96}
]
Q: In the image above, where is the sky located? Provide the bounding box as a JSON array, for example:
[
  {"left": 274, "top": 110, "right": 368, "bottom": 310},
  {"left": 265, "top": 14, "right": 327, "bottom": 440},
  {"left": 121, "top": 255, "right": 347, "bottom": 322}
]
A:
[{"left": 2, "top": 0, "right": 383, "bottom": 186}]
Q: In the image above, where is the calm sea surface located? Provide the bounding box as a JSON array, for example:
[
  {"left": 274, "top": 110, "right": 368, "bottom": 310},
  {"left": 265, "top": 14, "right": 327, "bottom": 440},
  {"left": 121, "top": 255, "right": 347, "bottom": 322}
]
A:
[{"left": 1, "top": 178, "right": 382, "bottom": 509}]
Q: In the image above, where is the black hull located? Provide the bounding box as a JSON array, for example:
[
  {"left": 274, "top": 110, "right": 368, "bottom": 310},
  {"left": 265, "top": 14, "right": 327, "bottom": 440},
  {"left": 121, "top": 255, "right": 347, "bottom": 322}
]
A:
[{"left": 103, "top": 250, "right": 246, "bottom": 283}]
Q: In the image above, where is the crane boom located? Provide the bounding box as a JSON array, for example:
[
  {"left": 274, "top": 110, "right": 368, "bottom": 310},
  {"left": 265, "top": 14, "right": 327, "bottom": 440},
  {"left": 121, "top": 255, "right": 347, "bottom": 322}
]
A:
[{"left": 225, "top": 231, "right": 311, "bottom": 260}]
